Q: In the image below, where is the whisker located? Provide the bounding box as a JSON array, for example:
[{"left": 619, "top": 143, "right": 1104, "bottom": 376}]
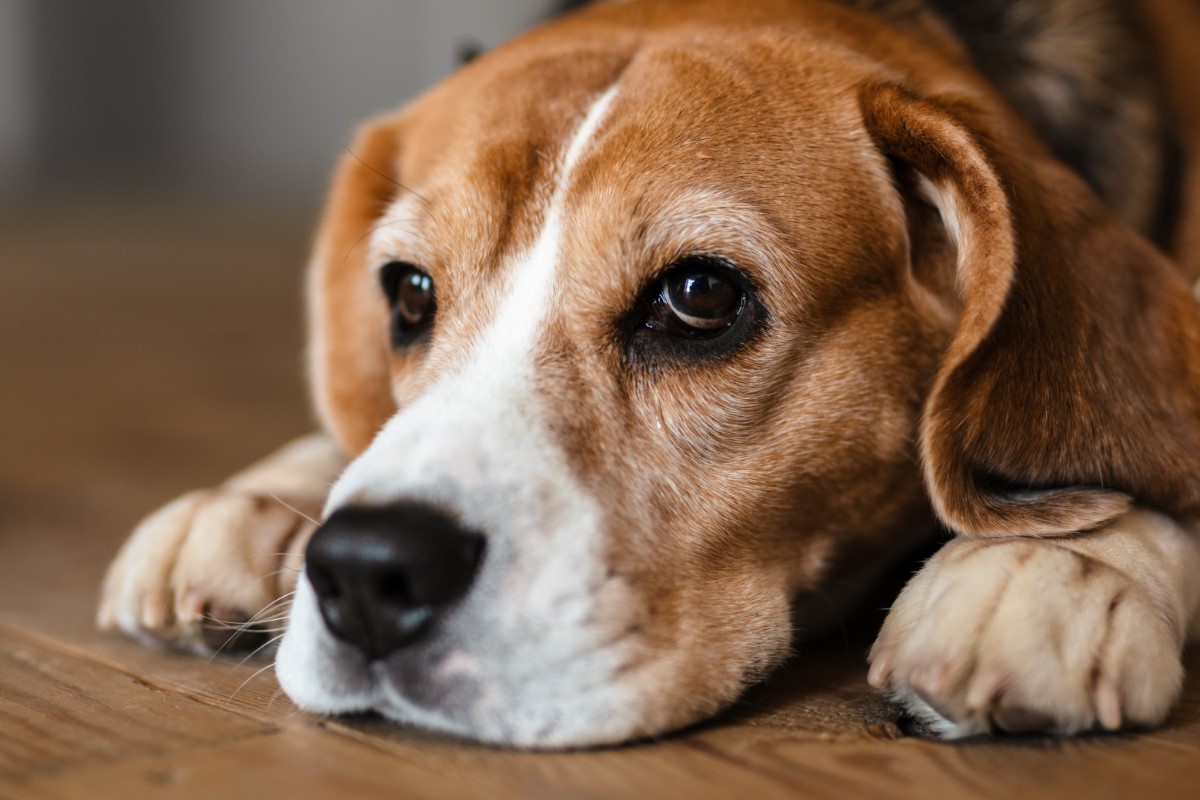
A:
[
  {"left": 229, "top": 631, "right": 288, "bottom": 671},
  {"left": 207, "top": 627, "right": 279, "bottom": 661},
  {"left": 267, "top": 491, "right": 320, "bottom": 526},
  {"left": 266, "top": 686, "right": 288, "bottom": 711},
  {"left": 342, "top": 216, "right": 429, "bottom": 264},
  {"left": 264, "top": 566, "right": 304, "bottom": 582},
  {"left": 200, "top": 614, "right": 291, "bottom": 630},
  {"left": 194, "top": 554, "right": 304, "bottom": 575},
  {"left": 225, "top": 593, "right": 296, "bottom": 628},
  {"left": 344, "top": 146, "right": 431, "bottom": 206},
  {"left": 259, "top": 481, "right": 338, "bottom": 494},
  {"left": 224, "top": 656, "right": 283, "bottom": 709},
  {"left": 250, "top": 591, "right": 296, "bottom": 615},
  {"left": 203, "top": 592, "right": 295, "bottom": 661}
]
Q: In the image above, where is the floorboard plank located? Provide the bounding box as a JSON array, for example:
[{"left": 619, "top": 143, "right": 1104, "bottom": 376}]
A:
[
  {"left": 15, "top": 724, "right": 489, "bottom": 800},
  {"left": 0, "top": 626, "right": 275, "bottom": 788}
]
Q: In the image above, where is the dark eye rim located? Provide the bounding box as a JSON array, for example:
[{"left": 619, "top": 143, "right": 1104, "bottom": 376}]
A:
[
  {"left": 379, "top": 260, "right": 436, "bottom": 348},
  {"left": 620, "top": 254, "right": 768, "bottom": 365}
]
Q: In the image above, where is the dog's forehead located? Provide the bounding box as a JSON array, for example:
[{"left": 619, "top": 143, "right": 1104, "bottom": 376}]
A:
[{"left": 379, "top": 22, "right": 882, "bottom": 285}]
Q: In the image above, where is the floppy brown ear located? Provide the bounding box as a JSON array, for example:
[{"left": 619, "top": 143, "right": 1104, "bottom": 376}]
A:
[
  {"left": 861, "top": 83, "right": 1200, "bottom": 537},
  {"left": 307, "top": 117, "right": 401, "bottom": 456}
]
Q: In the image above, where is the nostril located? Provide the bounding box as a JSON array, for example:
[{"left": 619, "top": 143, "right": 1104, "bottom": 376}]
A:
[
  {"left": 302, "top": 503, "right": 487, "bottom": 660},
  {"left": 404, "top": 541, "right": 485, "bottom": 607},
  {"left": 376, "top": 574, "right": 412, "bottom": 607}
]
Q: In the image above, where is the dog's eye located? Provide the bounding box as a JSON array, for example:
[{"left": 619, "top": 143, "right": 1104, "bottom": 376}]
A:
[
  {"left": 647, "top": 257, "right": 747, "bottom": 339},
  {"left": 380, "top": 261, "right": 436, "bottom": 346},
  {"left": 659, "top": 263, "right": 743, "bottom": 333},
  {"left": 625, "top": 256, "right": 764, "bottom": 363}
]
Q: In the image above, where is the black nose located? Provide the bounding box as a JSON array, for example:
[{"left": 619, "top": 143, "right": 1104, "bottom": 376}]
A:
[{"left": 304, "top": 504, "right": 485, "bottom": 661}]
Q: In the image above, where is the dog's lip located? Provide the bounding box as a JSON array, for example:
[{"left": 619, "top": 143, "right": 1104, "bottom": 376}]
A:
[
  {"left": 369, "top": 665, "right": 491, "bottom": 735},
  {"left": 343, "top": 645, "right": 484, "bottom": 712}
]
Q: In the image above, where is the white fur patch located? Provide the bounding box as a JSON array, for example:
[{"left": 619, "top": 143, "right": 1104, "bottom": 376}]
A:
[
  {"left": 916, "top": 173, "right": 966, "bottom": 253},
  {"left": 326, "top": 85, "right": 619, "bottom": 514},
  {"left": 277, "top": 86, "right": 643, "bottom": 747}
]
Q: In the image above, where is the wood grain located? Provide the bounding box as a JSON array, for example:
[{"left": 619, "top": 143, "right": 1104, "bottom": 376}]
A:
[{"left": 0, "top": 626, "right": 274, "bottom": 787}]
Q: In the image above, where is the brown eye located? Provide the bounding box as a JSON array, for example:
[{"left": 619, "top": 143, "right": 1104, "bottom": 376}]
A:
[
  {"left": 396, "top": 270, "right": 434, "bottom": 325},
  {"left": 624, "top": 255, "right": 764, "bottom": 363},
  {"left": 652, "top": 257, "right": 745, "bottom": 338},
  {"left": 380, "top": 261, "right": 436, "bottom": 347},
  {"left": 662, "top": 265, "right": 742, "bottom": 332}
]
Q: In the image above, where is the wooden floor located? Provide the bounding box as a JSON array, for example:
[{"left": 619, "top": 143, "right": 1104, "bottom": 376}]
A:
[{"left": 2, "top": 196, "right": 1200, "bottom": 799}]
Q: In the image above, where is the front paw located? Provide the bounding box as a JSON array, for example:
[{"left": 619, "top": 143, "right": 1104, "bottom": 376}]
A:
[
  {"left": 868, "top": 537, "right": 1184, "bottom": 737},
  {"left": 97, "top": 488, "right": 318, "bottom": 656}
]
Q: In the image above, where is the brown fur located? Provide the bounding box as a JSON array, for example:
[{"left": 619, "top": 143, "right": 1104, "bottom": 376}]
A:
[
  {"left": 300, "top": 0, "right": 1200, "bottom": 709},
  {"left": 101, "top": 0, "right": 1200, "bottom": 744},
  {"left": 311, "top": 0, "right": 1200, "bottom": 544}
]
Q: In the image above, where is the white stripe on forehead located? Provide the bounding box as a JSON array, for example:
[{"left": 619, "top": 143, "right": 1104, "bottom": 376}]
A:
[
  {"left": 325, "top": 84, "right": 622, "bottom": 559},
  {"left": 319, "top": 90, "right": 626, "bottom": 706},
  {"left": 306, "top": 92, "right": 637, "bottom": 741},
  {"left": 369, "top": 84, "right": 619, "bottom": 368},
  {"left": 327, "top": 84, "right": 621, "bottom": 515},
  {"left": 484, "top": 84, "right": 619, "bottom": 364},
  {"left": 563, "top": 86, "right": 620, "bottom": 184}
]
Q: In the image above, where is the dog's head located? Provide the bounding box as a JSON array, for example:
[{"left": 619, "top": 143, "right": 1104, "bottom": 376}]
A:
[{"left": 276, "top": 0, "right": 1200, "bottom": 746}]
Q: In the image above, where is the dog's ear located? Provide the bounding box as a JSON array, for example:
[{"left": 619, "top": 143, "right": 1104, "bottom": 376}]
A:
[
  {"left": 861, "top": 83, "right": 1200, "bottom": 537},
  {"left": 307, "top": 116, "right": 401, "bottom": 456}
]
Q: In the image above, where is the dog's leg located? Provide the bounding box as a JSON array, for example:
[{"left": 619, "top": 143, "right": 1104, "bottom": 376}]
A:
[
  {"left": 868, "top": 508, "right": 1200, "bottom": 736},
  {"left": 97, "top": 434, "right": 344, "bottom": 655}
]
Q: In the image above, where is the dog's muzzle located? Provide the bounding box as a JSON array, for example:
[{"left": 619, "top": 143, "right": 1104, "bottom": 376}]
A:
[{"left": 304, "top": 504, "right": 486, "bottom": 661}]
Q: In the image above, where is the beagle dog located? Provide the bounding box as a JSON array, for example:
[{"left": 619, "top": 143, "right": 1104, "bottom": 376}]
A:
[{"left": 99, "top": 0, "right": 1200, "bottom": 747}]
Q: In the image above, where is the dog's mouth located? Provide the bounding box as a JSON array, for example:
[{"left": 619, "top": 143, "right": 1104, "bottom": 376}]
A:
[
  {"left": 268, "top": 364, "right": 807, "bottom": 748},
  {"left": 275, "top": 556, "right": 677, "bottom": 748}
]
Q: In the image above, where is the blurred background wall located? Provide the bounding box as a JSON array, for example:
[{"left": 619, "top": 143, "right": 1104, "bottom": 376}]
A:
[
  {"left": 0, "top": 0, "right": 571, "bottom": 526},
  {"left": 0, "top": 0, "right": 557, "bottom": 203}
]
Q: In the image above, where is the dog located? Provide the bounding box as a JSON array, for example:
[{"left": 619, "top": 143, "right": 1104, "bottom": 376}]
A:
[{"left": 98, "top": 0, "right": 1200, "bottom": 748}]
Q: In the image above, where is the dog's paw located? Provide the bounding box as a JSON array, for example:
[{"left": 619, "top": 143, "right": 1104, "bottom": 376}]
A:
[
  {"left": 97, "top": 488, "right": 319, "bottom": 656},
  {"left": 868, "top": 537, "right": 1184, "bottom": 737}
]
